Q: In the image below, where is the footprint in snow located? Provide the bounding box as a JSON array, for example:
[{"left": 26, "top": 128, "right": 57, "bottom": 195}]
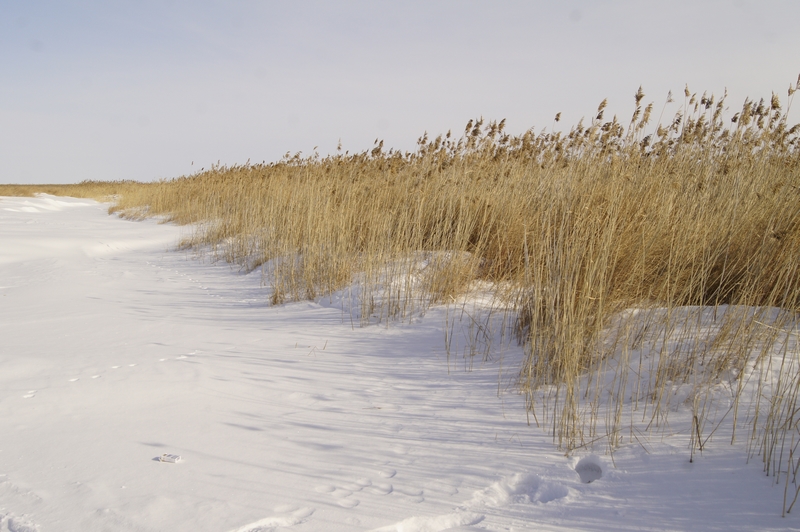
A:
[
  {"left": 22, "top": 391, "right": 36, "bottom": 399},
  {"left": 378, "top": 468, "right": 396, "bottom": 478},
  {"left": 394, "top": 486, "right": 424, "bottom": 503},
  {"left": 424, "top": 479, "right": 460, "bottom": 496},
  {"left": 228, "top": 506, "right": 314, "bottom": 532},
  {"left": 337, "top": 498, "right": 360, "bottom": 508},
  {"left": 575, "top": 455, "right": 604, "bottom": 484},
  {"left": 330, "top": 488, "right": 353, "bottom": 499},
  {"left": 317, "top": 476, "right": 388, "bottom": 509},
  {"left": 0, "top": 512, "right": 40, "bottom": 532},
  {"left": 390, "top": 444, "right": 408, "bottom": 455},
  {"left": 367, "top": 482, "right": 393, "bottom": 495}
]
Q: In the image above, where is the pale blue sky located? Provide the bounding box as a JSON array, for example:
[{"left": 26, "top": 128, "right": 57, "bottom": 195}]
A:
[{"left": 2, "top": 1, "right": 799, "bottom": 183}]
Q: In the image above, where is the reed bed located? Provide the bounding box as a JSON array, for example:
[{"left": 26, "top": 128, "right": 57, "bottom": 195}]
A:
[{"left": 6, "top": 80, "right": 800, "bottom": 489}]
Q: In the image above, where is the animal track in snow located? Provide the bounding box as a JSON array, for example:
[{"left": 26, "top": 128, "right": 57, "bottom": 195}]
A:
[
  {"left": 228, "top": 506, "right": 314, "bottom": 532},
  {"left": 65, "top": 358, "right": 147, "bottom": 385}
]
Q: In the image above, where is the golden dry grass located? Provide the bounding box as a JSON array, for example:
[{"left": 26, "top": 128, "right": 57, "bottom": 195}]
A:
[{"left": 0, "top": 181, "right": 152, "bottom": 202}]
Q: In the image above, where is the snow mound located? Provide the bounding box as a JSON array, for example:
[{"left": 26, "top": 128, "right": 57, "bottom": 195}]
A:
[
  {"left": 469, "top": 473, "right": 570, "bottom": 507},
  {"left": 228, "top": 507, "right": 314, "bottom": 532},
  {"left": 371, "top": 511, "right": 484, "bottom": 532},
  {"left": 1, "top": 194, "right": 95, "bottom": 213}
]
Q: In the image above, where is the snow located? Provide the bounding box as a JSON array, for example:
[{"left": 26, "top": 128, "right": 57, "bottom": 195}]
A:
[{"left": 0, "top": 194, "right": 798, "bottom": 531}]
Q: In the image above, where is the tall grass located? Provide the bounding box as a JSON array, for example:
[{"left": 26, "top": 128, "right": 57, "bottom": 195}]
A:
[{"left": 5, "top": 79, "right": 800, "bottom": 481}]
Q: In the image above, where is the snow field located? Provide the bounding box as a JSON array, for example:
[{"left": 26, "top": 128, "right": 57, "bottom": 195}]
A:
[{"left": 0, "top": 195, "right": 797, "bottom": 531}]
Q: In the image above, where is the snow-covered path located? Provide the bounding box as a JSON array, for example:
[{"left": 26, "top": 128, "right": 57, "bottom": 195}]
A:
[{"left": 0, "top": 195, "right": 796, "bottom": 532}]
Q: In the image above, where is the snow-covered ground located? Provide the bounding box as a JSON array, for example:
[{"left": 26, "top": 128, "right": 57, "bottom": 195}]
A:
[{"left": 0, "top": 195, "right": 797, "bottom": 532}]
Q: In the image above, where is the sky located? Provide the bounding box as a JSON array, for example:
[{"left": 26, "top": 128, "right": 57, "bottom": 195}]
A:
[{"left": 1, "top": 0, "right": 799, "bottom": 184}]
